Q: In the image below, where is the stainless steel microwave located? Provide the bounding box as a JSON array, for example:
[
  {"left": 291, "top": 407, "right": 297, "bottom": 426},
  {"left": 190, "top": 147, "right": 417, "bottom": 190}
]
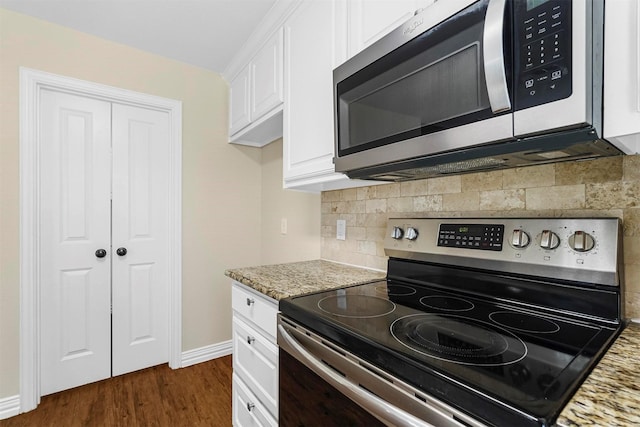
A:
[{"left": 333, "top": 0, "right": 622, "bottom": 181}]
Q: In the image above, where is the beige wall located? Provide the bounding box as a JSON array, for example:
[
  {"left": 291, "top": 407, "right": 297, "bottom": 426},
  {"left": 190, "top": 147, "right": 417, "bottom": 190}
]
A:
[
  {"left": 0, "top": 8, "right": 319, "bottom": 400},
  {"left": 261, "top": 139, "right": 321, "bottom": 264},
  {"left": 321, "top": 156, "right": 640, "bottom": 320}
]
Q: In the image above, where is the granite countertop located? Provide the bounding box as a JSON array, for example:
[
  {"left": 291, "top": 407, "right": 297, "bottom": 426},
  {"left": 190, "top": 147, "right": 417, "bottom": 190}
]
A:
[
  {"left": 557, "top": 322, "right": 640, "bottom": 426},
  {"left": 225, "top": 259, "right": 386, "bottom": 300}
]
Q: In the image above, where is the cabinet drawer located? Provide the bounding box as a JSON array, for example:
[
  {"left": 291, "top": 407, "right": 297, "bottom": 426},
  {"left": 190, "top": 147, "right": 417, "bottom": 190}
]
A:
[
  {"left": 232, "top": 282, "right": 278, "bottom": 340},
  {"left": 233, "top": 317, "right": 278, "bottom": 417},
  {"left": 233, "top": 373, "right": 277, "bottom": 427}
]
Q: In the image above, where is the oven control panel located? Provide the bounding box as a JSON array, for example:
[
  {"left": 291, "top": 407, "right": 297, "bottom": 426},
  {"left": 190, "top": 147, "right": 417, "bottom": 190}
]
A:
[
  {"left": 384, "top": 218, "right": 622, "bottom": 287},
  {"left": 437, "top": 224, "right": 504, "bottom": 251}
]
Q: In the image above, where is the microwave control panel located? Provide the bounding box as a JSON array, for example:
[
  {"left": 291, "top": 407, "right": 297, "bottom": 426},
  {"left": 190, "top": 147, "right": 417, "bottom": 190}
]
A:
[{"left": 513, "top": 0, "right": 572, "bottom": 111}]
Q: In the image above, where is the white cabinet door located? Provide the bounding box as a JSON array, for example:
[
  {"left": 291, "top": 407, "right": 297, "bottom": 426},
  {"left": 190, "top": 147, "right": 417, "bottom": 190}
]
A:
[
  {"left": 232, "top": 282, "right": 278, "bottom": 340},
  {"left": 229, "top": 64, "right": 252, "bottom": 136},
  {"left": 283, "top": 0, "right": 348, "bottom": 188},
  {"left": 233, "top": 374, "right": 278, "bottom": 427},
  {"left": 347, "top": 0, "right": 432, "bottom": 57},
  {"left": 252, "top": 28, "right": 284, "bottom": 120},
  {"left": 603, "top": 0, "right": 640, "bottom": 154},
  {"left": 232, "top": 317, "right": 278, "bottom": 416}
]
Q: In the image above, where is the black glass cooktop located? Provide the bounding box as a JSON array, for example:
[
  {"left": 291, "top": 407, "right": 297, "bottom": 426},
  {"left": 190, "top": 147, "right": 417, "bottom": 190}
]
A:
[{"left": 279, "top": 259, "right": 622, "bottom": 426}]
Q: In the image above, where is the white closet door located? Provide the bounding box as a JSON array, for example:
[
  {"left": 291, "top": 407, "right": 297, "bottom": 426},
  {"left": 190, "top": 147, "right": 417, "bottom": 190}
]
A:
[
  {"left": 111, "top": 104, "right": 170, "bottom": 376},
  {"left": 40, "top": 90, "right": 112, "bottom": 395}
]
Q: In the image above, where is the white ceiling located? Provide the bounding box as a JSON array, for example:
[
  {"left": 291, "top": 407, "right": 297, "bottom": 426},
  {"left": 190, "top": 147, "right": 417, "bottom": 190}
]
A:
[{"left": 0, "top": 0, "right": 277, "bottom": 73}]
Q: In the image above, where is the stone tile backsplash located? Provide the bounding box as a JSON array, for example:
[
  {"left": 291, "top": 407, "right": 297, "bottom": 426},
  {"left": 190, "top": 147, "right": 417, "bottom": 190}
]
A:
[{"left": 321, "top": 155, "right": 640, "bottom": 320}]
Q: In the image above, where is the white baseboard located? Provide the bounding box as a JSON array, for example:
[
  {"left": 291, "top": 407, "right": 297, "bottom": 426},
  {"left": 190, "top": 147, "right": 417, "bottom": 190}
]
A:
[
  {"left": 0, "top": 395, "right": 20, "bottom": 420},
  {"left": 181, "top": 340, "right": 233, "bottom": 368}
]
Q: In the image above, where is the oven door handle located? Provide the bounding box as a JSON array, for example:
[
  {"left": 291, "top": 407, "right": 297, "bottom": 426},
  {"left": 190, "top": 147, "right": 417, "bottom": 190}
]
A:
[
  {"left": 483, "top": 0, "right": 511, "bottom": 113},
  {"left": 278, "top": 324, "right": 436, "bottom": 427}
]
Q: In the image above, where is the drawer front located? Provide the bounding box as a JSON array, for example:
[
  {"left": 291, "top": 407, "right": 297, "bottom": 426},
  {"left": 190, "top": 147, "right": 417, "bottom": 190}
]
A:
[
  {"left": 232, "top": 282, "right": 278, "bottom": 340},
  {"left": 233, "top": 374, "right": 277, "bottom": 427},
  {"left": 233, "top": 317, "right": 278, "bottom": 417}
]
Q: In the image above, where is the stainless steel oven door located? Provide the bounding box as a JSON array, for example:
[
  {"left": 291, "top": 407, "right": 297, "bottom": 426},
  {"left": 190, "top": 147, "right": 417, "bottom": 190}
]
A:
[{"left": 277, "top": 315, "right": 486, "bottom": 427}]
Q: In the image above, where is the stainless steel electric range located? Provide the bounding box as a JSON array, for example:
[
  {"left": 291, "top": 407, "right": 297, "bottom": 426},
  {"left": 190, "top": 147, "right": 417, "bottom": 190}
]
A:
[{"left": 278, "top": 218, "right": 625, "bottom": 427}]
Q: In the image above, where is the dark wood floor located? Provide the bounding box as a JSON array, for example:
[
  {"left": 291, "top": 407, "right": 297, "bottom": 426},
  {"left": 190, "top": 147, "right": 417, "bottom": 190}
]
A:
[{"left": 0, "top": 356, "right": 233, "bottom": 427}]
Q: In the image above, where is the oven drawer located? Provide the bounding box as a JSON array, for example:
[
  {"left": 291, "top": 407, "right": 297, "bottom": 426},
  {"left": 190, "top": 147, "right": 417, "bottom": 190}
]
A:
[
  {"left": 233, "top": 316, "right": 278, "bottom": 417},
  {"left": 233, "top": 373, "right": 277, "bottom": 427},
  {"left": 232, "top": 281, "right": 278, "bottom": 340}
]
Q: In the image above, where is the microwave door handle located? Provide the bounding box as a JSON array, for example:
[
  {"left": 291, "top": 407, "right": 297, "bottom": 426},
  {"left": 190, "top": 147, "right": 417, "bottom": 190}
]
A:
[{"left": 483, "top": 0, "right": 511, "bottom": 113}]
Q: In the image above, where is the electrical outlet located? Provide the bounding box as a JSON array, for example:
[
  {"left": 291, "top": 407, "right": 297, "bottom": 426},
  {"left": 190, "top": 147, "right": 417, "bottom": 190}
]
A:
[
  {"left": 281, "top": 218, "right": 288, "bottom": 235},
  {"left": 336, "top": 219, "right": 346, "bottom": 240}
]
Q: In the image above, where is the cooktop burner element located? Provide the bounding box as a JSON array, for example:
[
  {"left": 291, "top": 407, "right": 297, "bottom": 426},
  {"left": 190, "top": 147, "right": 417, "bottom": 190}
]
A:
[
  {"left": 377, "top": 283, "right": 416, "bottom": 296},
  {"left": 490, "top": 311, "right": 561, "bottom": 334},
  {"left": 279, "top": 218, "right": 624, "bottom": 427},
  {"left": 317, "top": 295, "right": 396, "bottom": 318},
  {"left": 391, "top": 314, "right": 527, "bottom": 366},
  {"left": 420, "top": 295, "right": 475, "bottom": 312}
]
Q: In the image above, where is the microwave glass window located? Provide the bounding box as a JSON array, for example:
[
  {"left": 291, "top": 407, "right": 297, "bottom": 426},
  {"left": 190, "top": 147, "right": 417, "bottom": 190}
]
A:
[
  {"left": 345, "top": 42, "right": 488, "bottom": 149},
  {"left": 337, "top": 1, "right": 499, "bottom": 155}
]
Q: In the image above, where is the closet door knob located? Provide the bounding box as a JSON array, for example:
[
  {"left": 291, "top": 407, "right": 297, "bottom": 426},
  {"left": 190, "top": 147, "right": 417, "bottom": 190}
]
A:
[
  {"left": 116, "top": 247, "right": 127, "bottom": 256},
  {"left": 95, "top": 249, "right": 107, "bottom": 258}
]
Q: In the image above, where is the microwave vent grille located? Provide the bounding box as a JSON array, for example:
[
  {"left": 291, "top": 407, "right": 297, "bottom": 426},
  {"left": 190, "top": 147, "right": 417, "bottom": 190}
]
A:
[
  {"left": 413, "top": 157, "right": 506, "bottom": 175},
  {"left": 367, "top": 157, "right": 507, "bottom": 181}
]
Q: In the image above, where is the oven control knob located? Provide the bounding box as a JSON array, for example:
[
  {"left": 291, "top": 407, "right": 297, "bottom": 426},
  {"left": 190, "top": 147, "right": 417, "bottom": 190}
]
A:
[
  {"left": 568, "top": 231, "right": 595, "bottom": 252},
  {"left": 510, "top": 229, "right": 530, "bottom": 248},
  {"left": 539, "top": 230, "right": 560, "bottom": 250},
  {"left": 405, "top": 227, "right": 419, "bottom": 241},
  {"left": 391, "top": 226, "right": 404, "bottom": 240}
]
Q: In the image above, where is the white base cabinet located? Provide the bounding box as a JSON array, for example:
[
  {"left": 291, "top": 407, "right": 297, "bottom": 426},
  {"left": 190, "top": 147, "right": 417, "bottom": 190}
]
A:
[{"left": 231, "top": 282, "right": 279, "bottom": 426}]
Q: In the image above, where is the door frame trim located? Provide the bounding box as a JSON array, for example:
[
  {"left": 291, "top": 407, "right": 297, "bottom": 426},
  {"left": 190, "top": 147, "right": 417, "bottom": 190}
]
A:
[{"left": 19, "top": 67, "right": 183, "bottom": 412}]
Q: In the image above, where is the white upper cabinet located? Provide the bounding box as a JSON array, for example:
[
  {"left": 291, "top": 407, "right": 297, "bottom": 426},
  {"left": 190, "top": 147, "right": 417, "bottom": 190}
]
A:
[
  {"left": 251, "top": 28, "right": 284, "bottom": 120},
  {"left": 603, "top": 0, "right": 640, "bottom": 154},
  {"left": 347, "top": 0, "right": 435, "bottom": 58},
  {"left": 282, "top": 0, "right": 352, "bottom": 191},
  {"left": 229, "top": 28, "right": 284, "bottom": 147}
]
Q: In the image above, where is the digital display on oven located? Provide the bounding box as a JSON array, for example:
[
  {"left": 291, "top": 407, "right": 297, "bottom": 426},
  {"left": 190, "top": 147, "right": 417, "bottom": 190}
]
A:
[{"left": 438, "top": 224, "right": 504, "bottom": 251}]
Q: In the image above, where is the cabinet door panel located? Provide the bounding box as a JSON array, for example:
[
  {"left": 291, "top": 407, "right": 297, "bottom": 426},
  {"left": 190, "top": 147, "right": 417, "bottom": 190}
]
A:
[
  {"left": 230, "top": 65, "right": 252, "bottom": 135},
  {"left": 233, "top": 374, "right": 278, "bottom": 427},
  {"left": 252, "top": 28, "right": 284, "bottom": 120},
  {"left": 283, "top": 0, "right": 347, "bottom": 184},
  {"left": 232, "top": 282, "right": 278, "bottom": 340},
  {"left": 348, "top": 0, "right": 430, "bottom": 57},
  {"left": 233, "top": 317, "right": 279, "bottom": 417}
]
